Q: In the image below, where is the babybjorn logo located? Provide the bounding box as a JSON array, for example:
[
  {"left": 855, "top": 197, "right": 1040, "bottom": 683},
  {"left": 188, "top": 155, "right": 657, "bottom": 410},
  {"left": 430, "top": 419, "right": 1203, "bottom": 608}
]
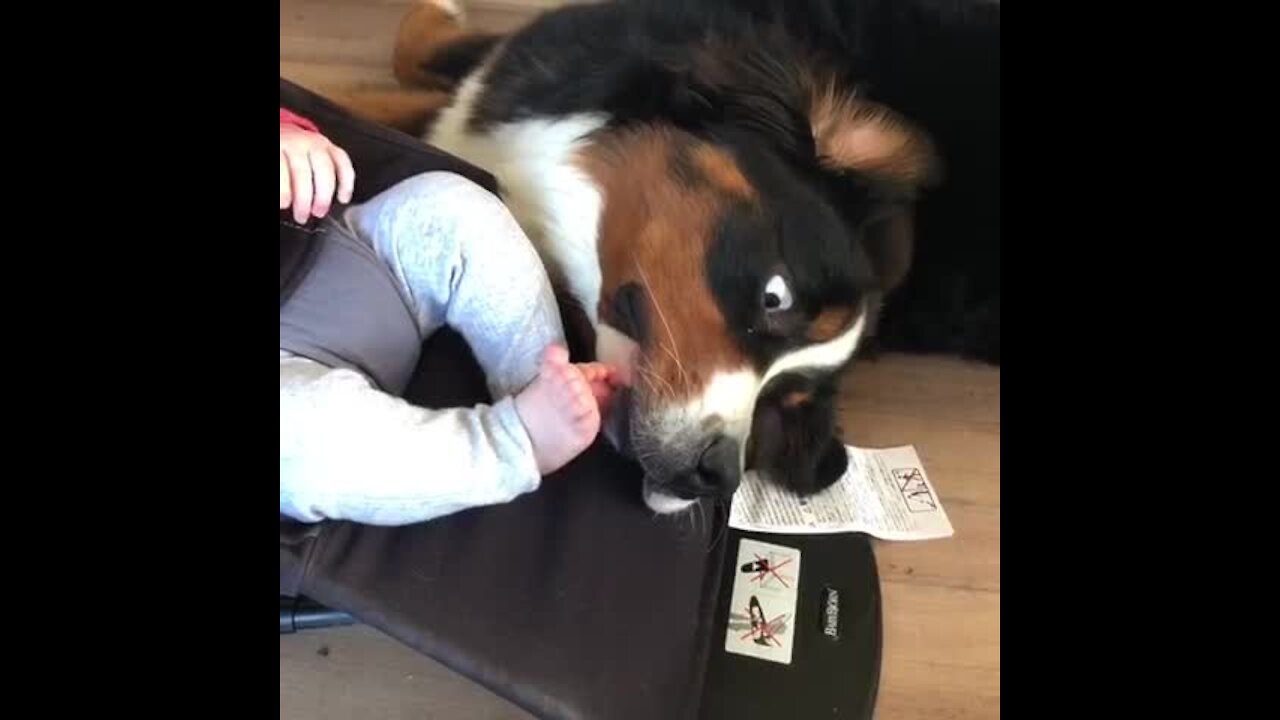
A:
[{"left": 820, "top": 586, "right": 840, "bottom": 640}]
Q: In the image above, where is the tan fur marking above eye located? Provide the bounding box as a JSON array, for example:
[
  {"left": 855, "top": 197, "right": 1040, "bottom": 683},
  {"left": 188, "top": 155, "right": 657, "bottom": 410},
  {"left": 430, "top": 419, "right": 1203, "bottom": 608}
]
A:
[
  {"left": 781, "top": 391, "right": 812, "bottom": 408},
  {"left": 690, "top": 145, "right": 756, "bottom": 199},
  {"left": 808, "top": 305, "right": 858, "bottom": 343}
]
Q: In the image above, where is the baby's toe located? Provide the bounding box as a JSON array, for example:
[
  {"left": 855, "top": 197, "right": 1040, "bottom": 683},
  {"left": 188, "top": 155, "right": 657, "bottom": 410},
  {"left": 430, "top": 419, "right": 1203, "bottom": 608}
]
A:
[
  {"left": 580, "top": 363, "right": 608, "bottom": 383},
  {"left": 577, "top": 398, "right": 598, "bottom": 421},
  {"left": 543, "top": 344, "right": 570, "bottom": 367}
]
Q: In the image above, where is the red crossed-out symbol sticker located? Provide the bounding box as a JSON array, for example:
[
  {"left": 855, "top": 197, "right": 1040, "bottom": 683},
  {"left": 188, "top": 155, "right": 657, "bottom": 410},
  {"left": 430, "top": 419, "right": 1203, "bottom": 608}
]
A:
[
  {"left": 748, "top": 554, "right": 793, "bottom": 588},
  {"left": 740, "top": 607, "right": 788, "bottom": 647}
]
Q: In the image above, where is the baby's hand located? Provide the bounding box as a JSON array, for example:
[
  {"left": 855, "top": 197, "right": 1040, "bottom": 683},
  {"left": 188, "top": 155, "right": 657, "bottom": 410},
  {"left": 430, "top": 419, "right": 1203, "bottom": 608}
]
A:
[{"left": 280, "top": 125, "right": 355, "bottom": 224}]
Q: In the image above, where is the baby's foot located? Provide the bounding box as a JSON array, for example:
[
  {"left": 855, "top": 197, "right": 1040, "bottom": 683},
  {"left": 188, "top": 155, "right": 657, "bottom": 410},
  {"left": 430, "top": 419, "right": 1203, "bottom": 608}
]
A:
[
  {"left": 514, "top": 345, "right": 603, "bottom": 475},
  {"left": 578, "top": 362, "right": 621, "bottom": 418}
]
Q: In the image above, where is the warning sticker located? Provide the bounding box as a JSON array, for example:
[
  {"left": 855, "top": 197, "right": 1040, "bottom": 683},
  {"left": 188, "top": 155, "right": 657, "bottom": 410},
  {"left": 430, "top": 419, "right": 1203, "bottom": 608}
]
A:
[{"left": 724, "top": 538, "right": 801, "bottom": 665}]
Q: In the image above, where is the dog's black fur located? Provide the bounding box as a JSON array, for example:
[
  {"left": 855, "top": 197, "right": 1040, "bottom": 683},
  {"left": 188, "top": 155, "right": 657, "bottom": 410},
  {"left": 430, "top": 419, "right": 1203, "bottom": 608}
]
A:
[
  {"left": 412, "top": 0, "right": 999, "bottom": 497},
  {"left": 629, "top": 0, "right": 1001, "bottom": 365},
  {"left": 427, "top": 0, "right": 1000, "bottom": 367}
]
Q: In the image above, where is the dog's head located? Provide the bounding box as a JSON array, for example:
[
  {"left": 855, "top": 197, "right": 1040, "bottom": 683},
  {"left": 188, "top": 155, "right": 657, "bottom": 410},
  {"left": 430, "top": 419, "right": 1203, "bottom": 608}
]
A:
[{"left": 580, "top": 42, "right": 939, "bottom": 513}]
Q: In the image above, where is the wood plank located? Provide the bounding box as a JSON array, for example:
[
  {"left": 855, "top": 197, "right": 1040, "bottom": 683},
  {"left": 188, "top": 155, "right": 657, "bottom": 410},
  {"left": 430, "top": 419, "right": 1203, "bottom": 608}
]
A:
[
  {"left": 878, "top": 661, "right": 1001, "bottom": 720},
  {"left": 880, "top": 583, "right": 999, "bottom": 671},
  {"left": 282, "top": 1, "right": 542, "bottom": 45},
  {"left": 842, "top": 354, "right": 1002, "bottom": 427},
  {"left": 874, "top": 503, "right": 1000, "bottom": 591},
  {"left": 281, "top": 0, "right": 557, "bottom": 73},
  {"left": 280, "top": 59, "right": 400, "bottom": 93}
]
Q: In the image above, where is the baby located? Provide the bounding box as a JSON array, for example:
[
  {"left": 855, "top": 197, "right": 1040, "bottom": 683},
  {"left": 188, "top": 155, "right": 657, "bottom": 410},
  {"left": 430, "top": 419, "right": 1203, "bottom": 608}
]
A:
[{"left": 280, "top": 108, "right": 620, "bottom": 526}]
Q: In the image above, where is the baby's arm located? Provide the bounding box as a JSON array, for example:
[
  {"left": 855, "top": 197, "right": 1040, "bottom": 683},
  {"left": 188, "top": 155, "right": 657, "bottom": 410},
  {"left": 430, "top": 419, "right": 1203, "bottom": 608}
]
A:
[{"left": 280, "top": 109, "right": 356, "bottom": 224}]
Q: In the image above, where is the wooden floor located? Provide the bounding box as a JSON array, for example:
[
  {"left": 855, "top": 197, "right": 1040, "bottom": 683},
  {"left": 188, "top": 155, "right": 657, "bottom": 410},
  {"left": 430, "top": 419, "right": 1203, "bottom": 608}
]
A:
[{"left": 280, "top": 2, "right": 1000, "bottom": 718}]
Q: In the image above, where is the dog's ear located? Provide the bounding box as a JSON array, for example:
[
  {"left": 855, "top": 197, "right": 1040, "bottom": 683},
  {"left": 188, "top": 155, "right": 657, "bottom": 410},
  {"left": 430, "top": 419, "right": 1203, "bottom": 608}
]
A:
[
  {"left": 809, "top": 89, "right": 940, "bottom": 300},
  {"left": 809, "top": 87, "right": 941, "bottom": 190}
]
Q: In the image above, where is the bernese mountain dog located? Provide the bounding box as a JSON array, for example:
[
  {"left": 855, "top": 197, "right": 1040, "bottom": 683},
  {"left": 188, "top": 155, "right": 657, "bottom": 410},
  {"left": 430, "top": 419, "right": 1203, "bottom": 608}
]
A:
[{"left": 337, "top": 0, "right": 1000, "bottom": 514}]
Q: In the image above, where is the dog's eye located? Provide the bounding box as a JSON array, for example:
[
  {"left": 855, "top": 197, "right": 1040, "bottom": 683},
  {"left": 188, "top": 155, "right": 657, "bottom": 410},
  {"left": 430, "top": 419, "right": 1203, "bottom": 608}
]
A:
[{"left": 763, "top": 275, "right": 793, "bottom": 312}]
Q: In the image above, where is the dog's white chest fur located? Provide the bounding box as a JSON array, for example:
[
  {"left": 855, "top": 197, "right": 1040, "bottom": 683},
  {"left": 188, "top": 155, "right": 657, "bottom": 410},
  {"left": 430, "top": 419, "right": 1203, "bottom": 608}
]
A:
[{"left": 427, "top": 70, "right": 609, "bottom": 325}]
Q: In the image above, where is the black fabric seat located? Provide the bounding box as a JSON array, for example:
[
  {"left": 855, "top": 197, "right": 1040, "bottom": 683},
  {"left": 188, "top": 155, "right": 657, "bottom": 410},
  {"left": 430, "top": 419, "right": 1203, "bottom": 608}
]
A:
[{"left": 279, "top": 77, "right": 882, "bottom": 720}]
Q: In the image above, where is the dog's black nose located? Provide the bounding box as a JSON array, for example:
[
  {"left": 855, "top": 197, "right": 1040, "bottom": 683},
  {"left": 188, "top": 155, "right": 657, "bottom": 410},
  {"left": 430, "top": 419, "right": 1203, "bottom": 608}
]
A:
[{"left": 692, "top": 435, "right": 741, "bottom": 496}]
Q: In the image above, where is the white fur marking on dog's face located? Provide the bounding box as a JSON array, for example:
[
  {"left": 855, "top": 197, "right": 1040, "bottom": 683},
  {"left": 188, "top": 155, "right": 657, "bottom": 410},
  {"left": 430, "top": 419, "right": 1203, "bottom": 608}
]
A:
[
  {"left": 646, "top": 368, "right": 759, "bottom": 446},
  {"left": 763, "top": 306, "right": 867, "bottom": 388},
  {"left": 643, "top": 487, "right": 697, "bottom": 514},
  {"left": 428, "top": 69, "right": 609, "bottom": 323},
  {"left": 649, "top": 310, "right": 865, "bottom": 457},
  {"left": 693, "top": 368, "right": 760, "bottom": 438},
  {"left": 642, "top": 367, "right": 759, "bottom": 481},
  {"left": 596, "top": 323, "right": 639, "bottom": 385},
  {"left": 729, "top": 307, "right": 867, "bottom": 468}
]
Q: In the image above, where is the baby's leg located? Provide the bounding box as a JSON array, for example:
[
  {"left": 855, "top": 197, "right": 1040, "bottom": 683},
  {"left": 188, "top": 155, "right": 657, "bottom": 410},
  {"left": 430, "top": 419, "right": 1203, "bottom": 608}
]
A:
[
  {"left": 280, "top": 346, "right": 610, "bottom": 525},
  {"left": 343, "top": 172, "right": 564, "bottom": 400},
  {"left": 280, "top": 350, "right": 542, "bottom": 526}
]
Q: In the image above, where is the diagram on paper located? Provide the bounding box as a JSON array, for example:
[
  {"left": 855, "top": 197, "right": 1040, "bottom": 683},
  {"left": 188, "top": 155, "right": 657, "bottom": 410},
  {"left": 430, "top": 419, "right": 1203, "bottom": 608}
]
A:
[{"left": 893, "top": 467, "right": 938, "bottom": 513}]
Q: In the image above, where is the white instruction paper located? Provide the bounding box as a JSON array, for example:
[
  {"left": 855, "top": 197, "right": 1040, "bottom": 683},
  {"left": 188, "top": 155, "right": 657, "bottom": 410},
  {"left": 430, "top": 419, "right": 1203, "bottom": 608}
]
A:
[{"left": 729, "top": 445, "right": 954, "bottom": 541}]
